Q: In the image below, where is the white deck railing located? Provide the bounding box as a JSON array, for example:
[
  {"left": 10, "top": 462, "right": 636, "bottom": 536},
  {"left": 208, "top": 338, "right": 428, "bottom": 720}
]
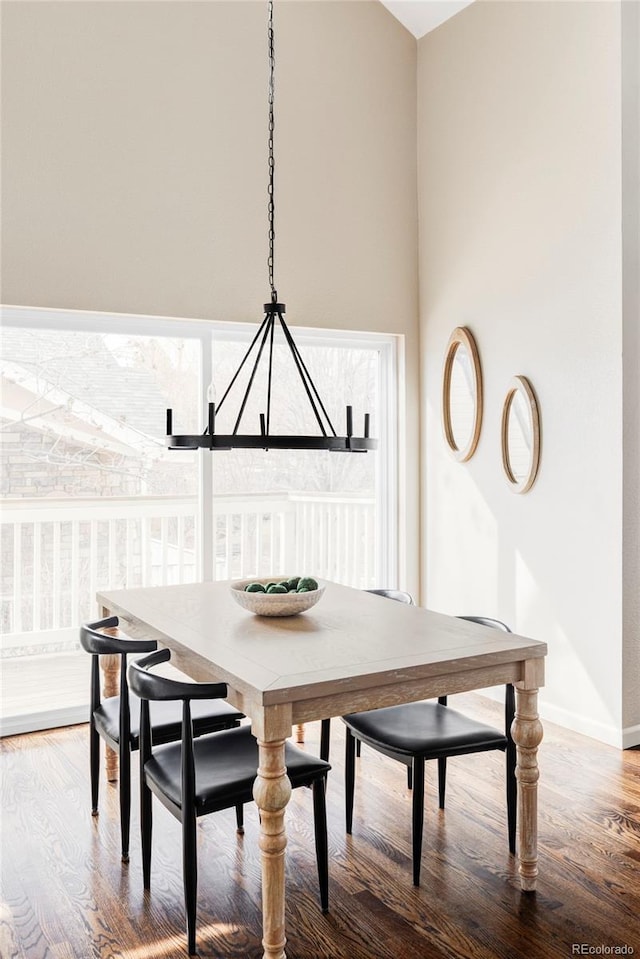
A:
[{"left": 1, "top": 492, "right": 376, "bottom": 651}]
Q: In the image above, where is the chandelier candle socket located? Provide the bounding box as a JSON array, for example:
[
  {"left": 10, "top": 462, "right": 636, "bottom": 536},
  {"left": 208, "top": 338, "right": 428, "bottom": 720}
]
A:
[{"left": 166, "top": 0, "right": 376, "bottom": 455}]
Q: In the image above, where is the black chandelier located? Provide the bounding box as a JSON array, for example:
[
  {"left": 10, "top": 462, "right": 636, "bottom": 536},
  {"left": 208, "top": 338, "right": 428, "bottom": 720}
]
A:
[{"left": 166, "top": 1, "right": 376, "bottom": 453}]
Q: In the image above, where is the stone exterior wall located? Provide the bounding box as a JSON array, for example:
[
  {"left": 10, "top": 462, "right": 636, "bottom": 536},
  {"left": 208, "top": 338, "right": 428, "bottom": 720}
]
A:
[{"left": 1, "top": 420, "right": 142, "bottom": 498}]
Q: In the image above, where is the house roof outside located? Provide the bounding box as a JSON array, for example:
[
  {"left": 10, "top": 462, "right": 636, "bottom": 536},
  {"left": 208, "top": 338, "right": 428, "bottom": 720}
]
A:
[{"left": 1, "top": 328, "right": 167, "bottom": 457}]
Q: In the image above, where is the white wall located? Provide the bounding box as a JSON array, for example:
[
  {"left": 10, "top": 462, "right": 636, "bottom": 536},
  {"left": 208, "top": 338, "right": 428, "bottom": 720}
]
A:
[
  {"left": 622, "top": 0, "right": 640, "bottom": 744},
  {"left": 418, "top": 1, "right": 631, "bottom": 746},
  {"left": 0, "top": 0, "right": 420, "bottom": 595}
]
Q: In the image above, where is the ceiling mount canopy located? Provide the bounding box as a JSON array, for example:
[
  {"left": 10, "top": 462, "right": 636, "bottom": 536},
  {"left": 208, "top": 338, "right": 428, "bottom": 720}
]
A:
[{"left": 167, "top": 0, "right": 377, "bottom": 454}]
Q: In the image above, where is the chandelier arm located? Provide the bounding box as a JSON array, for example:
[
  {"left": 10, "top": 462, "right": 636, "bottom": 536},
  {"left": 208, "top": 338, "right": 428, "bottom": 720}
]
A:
[
  {"left": 266, "top": 315, "right": 276, "bottom": 435},
  {"left": 277, "top": 314, "right": 338, "bottom": 437},
  {"left": 276, "top": 313, "right": 332, "bottom": 437},
  {"left": 215, "top": 312, "right": 272, "bottom": 416},
  {"left": 232, "top": 312, "right": 275, "bottom": 435}
]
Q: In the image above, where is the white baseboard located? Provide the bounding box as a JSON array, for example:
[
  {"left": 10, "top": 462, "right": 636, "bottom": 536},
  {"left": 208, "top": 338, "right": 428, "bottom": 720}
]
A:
[
  {"left": 622, "top": 722, "right": 640, "bottom": 749},
  {"left": 0, "top": 705, "right": 88, "bottom": 737},
  {"left": 538, "top": 700, "right": 625, "bottom": 748},
  {"left": 473, "top": 688, "right": 639, "bottom": 750}
]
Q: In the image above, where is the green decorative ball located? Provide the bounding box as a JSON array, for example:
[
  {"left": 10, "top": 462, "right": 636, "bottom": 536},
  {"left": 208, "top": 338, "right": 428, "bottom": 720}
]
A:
[
  {"left": 245, "top": 582, "right": 266, "bottom": 593},
  {"left": 297, "top": 577, "right": 319, "bottom": 592},
  {"left": 267, "top": 584, "right": 288, "bottom": 594}
]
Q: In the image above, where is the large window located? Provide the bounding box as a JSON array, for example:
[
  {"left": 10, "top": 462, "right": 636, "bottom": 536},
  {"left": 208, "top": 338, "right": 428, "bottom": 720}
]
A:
[{"left": 0, "top": 307, "right": 397, "bottom": 734}]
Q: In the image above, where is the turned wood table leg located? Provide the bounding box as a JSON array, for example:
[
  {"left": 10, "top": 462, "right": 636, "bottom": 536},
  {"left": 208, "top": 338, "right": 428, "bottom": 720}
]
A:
[
  {"left": 252, "top": 708, "right": 293, "bottom": 959},
  {"left": 295, "top": 723, "right": 305, "bottom": 744},
  {"left": 513, "top": 663, "right": 544, "bottom": 892},
  {"left": 100, "top": 652, "right": 120, "bottom": 782}
]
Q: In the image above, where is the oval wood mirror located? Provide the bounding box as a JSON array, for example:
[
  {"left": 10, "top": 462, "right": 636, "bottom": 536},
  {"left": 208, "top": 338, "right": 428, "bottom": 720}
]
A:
[
  {"left": 501, "top": 375, "right": 541, "bottom": 493},
  {"left": 442, "top": 327, "right": 483, "bottom": 461}
]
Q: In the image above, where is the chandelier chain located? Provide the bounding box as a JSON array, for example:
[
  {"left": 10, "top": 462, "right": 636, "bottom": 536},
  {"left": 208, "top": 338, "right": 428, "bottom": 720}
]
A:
[{"left": 267, "top": 0, "right": 276, "bottom": 302}]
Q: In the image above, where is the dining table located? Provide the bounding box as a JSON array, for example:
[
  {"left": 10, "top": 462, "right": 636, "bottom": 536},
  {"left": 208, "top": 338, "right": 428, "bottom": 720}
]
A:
[{"left": 97, "top": 579, "right": 547, "bottom": 959}]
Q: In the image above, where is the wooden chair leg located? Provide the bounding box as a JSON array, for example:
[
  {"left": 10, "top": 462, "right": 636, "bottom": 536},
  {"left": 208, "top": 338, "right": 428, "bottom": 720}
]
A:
[
  {"left": 90, "top": 721, "right": 100, "bottom": 816},
  {"left": 438, "top": 756, "right": 447, "bottom": 809},
  {"left": 183, "top": 811, "right": 198, "bottom": 956},
  {"left": 141, "top": 776, "right": 153, "bottom": 890},
  {"left": 320, "top": 719, "right": 331, "bottom": 762},
  {"left": 236, "top": 803, "right": 244, "bottom": 834},
  {"left": 312, "top": 778, "right": 329, "bottom": 913},
  {"left": 119, "top": 741, "right": 131, "bottom": 862},
  {"left": 411, "top": 759, "right": 425, "bottom": 887},
  {"left": 356, "top": 739, "right": 361, "bottom": 758},
  {"left": 407, "top": 765, "right": 413, "bottom": 790},
  {"left": 345, "top": 729, "right": 356, "bottom": 834}
]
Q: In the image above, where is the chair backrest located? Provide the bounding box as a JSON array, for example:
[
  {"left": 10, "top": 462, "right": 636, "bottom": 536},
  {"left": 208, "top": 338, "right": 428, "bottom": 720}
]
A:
[
  {"left": 451, "top": 615, "right": 514, "bottom": 734},
  {"left": 366, "top": 588, "right": 414, "bottom": 605},
  {"left": 128, "top": 649, "right": 230, "bottom": 805},
  {"left": 456, "top": 615, "right": 511, "bottom": 633},
  {"left": 80, "top": 616, "right": 158, "bottom": 657},
  {"left": 128, "top": 648, "right": 228, "bottom": 704},
  {"left": 80, "top": 615, "right": 158, "bottom": 739}
]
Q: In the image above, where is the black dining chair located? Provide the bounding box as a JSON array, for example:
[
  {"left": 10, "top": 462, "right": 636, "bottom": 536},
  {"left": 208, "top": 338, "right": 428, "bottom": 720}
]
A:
[
  {"left": 319, "top": 588, "right": 414, "bottom": 762},
  {"left": 80, "top": 615, "right": 244, "bottom": 862},
  {"left": 342, "top": 616, "right": 516, "bottom": 886},
  {"left": 128, "top": 649, "right": 331, "bottom": 956}
]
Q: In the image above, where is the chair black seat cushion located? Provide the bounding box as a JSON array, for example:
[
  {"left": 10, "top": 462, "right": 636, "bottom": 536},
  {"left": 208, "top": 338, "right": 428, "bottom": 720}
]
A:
[
  {"left": 94, "top": 693, "right": 244, "bottom": 749},
  {"left": 343, "top": 701, "right": 508, "bottom": 760},
  {"left": 145, "top": 726, "right": 331, "bottom": 814}
]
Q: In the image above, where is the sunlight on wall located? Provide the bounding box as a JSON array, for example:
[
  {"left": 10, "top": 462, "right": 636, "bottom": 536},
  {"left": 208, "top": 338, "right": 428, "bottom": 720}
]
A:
[
  {"left": 514, "top": 550, "right": 619, "bottom": 743},
  {"left": 425, "top": 383, "right": 623, "bottom": 746},
  {"left": 425, "top": 396, "right": 499, "bottom": 617}
]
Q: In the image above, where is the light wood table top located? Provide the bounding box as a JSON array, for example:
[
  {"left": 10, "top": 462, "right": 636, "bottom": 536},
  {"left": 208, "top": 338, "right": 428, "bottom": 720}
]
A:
[
  {"left": 98, "top": 580, "right": 547, "bottom": 959},
  {"left": 98, "top": 579, "right": 545, "bottom": 715}
]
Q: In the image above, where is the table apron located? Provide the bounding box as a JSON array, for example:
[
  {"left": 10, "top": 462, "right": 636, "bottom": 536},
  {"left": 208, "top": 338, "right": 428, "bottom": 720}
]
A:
[{"left": 290, "top": 660, "right": 529, "bottom": 725}]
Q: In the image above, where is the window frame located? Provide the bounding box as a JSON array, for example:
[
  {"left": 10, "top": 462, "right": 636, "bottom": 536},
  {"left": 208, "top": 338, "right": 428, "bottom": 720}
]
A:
[{"left": 2, "top": 302, "right": 399, "bottom": 598}]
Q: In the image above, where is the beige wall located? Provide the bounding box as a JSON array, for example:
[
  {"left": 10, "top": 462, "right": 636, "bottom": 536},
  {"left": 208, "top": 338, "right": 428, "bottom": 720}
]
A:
[
  {"left": 1, "top": 1, "right": 417, "bottom": 330},
  {"left": 0, "top": 0, "right": 420, "bottom": 593},
  {"left": 418, "top": 1, "right": 632, "bottom": 745}
]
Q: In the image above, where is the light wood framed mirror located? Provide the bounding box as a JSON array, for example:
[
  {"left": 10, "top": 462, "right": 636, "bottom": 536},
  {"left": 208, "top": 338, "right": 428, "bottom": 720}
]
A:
[
  {"left": 501, "top": 375, "right": 541, "bottom": 493},
  {"left": 442, "top": 326, "right": 483, "bottom": 462}
]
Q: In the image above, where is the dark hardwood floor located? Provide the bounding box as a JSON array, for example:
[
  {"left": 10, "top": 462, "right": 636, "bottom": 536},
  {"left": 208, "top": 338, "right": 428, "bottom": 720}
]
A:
[{"left": 1, "top": 694, "right": 639, "bottom": 959}]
